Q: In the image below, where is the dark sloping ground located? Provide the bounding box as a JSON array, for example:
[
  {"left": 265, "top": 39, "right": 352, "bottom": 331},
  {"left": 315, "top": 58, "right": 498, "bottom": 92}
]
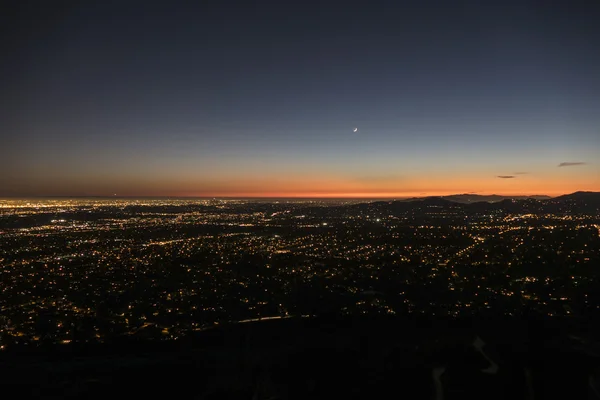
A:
[{"left": 1, "top": 315, "right": 600, "bottom": 399}]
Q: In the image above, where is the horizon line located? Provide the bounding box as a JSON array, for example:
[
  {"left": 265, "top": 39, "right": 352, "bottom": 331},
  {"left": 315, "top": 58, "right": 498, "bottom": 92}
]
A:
[{"left": 2, "top": 192, "right": 593, "bottom": 200}]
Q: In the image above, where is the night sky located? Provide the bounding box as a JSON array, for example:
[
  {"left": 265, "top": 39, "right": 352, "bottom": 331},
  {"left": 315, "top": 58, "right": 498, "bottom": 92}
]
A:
[{"left": 2, "top": 0, "right": 599, "bottom": 197}]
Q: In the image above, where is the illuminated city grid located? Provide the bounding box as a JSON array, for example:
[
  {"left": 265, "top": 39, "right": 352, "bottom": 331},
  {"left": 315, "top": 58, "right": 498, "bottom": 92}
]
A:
[{"left": 1, "top": 198, "right": 599, "bottom": 348}]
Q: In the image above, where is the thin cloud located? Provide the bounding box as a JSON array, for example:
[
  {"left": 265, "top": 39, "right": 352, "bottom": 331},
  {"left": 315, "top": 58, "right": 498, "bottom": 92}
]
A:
[
  {"left": 558, "top": 162, "right": 587, "bottom": 167},
  {"left": 497, "top": 175, "right": 515, "bottom": 179}
]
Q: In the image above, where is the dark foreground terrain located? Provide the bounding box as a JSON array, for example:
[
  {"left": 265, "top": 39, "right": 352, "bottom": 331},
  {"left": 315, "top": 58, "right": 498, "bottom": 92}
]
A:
[{"left": 2, "top": 315, "right": 600, "bottom": 400}]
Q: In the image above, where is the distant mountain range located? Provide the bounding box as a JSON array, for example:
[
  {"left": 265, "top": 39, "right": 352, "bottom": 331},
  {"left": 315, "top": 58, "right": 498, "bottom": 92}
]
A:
[
  {"left": 403, "top": 194, "right": 552, "bottom": 204},
  {"left": 552, "top": 191, "right": 600, "bottom": 202},
  {"left": 340, "top": 191, "right": 600, "bottom": 216}
]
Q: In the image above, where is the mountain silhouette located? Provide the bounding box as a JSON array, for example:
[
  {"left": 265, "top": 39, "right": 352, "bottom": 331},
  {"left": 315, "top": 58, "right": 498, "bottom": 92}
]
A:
[{"left": 337, "top": 192, "right": 600, "bottom": 217}]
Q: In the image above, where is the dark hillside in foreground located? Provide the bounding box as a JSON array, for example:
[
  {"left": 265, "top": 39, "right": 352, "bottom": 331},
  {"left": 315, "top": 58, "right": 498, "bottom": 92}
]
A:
[{"left": 1, "top": 315, "right": 600, "bottom": 399}]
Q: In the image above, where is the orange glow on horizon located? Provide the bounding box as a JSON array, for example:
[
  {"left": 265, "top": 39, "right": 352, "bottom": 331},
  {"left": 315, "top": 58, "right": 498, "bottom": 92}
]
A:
[
  {"left": 169, "top": 188, "right": 597, "bottom": 199},
  {"left": 164, "top": 177, "right": 599, "bottom": 198},
  {"left": 9, "top": 170, "right": 598, "bottom": 198}
]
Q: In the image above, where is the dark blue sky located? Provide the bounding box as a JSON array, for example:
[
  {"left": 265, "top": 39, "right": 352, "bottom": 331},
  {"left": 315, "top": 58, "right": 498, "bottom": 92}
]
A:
[{"left": 2, "top": 0, "right": 599, "bottom": 196}]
